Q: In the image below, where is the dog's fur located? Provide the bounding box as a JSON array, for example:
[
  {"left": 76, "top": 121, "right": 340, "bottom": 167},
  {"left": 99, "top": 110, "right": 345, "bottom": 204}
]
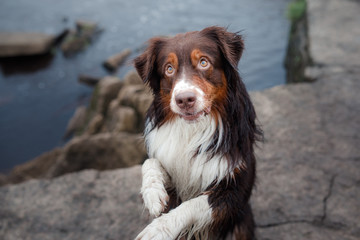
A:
[{"left": 134, "top": 26, "right": 262, "bottom": 240}]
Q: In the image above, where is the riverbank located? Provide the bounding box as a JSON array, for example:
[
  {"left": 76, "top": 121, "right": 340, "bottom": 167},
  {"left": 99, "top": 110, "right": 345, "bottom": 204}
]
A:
[{"left": 1, "top": 0, "right": 359, "bottom": 239}]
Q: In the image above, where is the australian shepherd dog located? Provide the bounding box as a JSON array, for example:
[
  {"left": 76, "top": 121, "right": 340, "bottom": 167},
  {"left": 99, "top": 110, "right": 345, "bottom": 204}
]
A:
[{"left": 134, "top": 26, "right": 262, "bottom": 240}]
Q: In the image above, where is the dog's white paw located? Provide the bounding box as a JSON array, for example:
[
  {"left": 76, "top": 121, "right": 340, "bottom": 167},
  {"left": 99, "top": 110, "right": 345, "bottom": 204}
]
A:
[
  {"left": 141, "top": 158, "right": 170, "bottom": 217},
  {"left": 142, "top": 185, "right": 169, "bottom": 217},
  {"left": 135, "top": 218, "right": 174, "bottom": 240}
]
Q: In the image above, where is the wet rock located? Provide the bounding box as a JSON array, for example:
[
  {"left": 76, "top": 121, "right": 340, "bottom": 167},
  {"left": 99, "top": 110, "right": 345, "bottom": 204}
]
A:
[
  {"left": 103, "top": 48, "right": 132, "bottom": 71},
  {"left": 61, "top": 20, "right": 102, "bottom": 56},
  {"left": 0, "top": 32, "right": 56, "bottom": 57},
  {"left": 78, "top": 74, "right": 101, "bottom": 86},
  {"left": 75, "top": 20, "right": 98, "bottom": 33},
  {"left": 64, "top": 106, "right": 87, "bottom": 138}
]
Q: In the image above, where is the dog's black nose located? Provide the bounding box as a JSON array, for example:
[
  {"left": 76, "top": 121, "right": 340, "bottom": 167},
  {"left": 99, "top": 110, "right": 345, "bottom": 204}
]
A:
[{"left": 175, "top": 91, "right": 197, "bottom": 110}]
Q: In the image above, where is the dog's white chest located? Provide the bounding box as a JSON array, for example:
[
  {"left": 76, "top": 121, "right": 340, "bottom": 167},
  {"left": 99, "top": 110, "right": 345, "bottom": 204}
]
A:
[{"left": 145, "top": 116, "right": 230, "bottom": 200}]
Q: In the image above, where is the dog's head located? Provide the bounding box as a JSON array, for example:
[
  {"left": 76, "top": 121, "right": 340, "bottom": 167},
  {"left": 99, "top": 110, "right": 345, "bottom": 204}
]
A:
[{"left": 134, "top": 26, "right": 244, "bottom": 123}]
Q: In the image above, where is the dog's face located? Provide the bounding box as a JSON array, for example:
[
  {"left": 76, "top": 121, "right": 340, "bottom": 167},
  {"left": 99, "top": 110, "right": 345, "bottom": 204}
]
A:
[{"left": 135, "top": 26, "right": 244, "bottom": 122}]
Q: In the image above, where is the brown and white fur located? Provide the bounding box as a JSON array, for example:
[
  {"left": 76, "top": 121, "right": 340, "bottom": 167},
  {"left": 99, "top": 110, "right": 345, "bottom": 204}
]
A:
[{"left": 134, "top": 26, "right": 262, "bottom": 240}]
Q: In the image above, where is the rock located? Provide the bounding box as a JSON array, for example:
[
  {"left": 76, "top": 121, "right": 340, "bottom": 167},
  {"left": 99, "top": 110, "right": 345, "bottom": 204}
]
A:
[
  {"left": 117, "top": 84, "right": 153, "bottom": 127},
  {"left": 61, "top": 20, "right": 102, "bottom": 56},
  {"left": 256, "top": 222, "right": 357, "bottom": 240},
  {"left": 84, "top": 114, "right": 104, "bottom": 135},
  {"left": 251, "top": 70, "right": 360, "bottom": 239},
  {"left": 0, "top": 131, "right": 147, "bottom": 186},
  {"left": 123, "top": 71, "right": 144, "bottom": 86},
  {"left": 77, "top": 72, "right": 148, "bottom": 137},
  {"left": 96, "top": 76, "right": 123, "bottom": 115},
  {"left": 307, "top": 0, "right": 360, "bottom": 68},
  {"left": 103, "top": 48, "right": 132, "bottom": 71},
  {"left": 75, "top": 20, "right": 98, "bottom": 33},
  {"left": 61, "top": 30, "right": 84, "bottom": 55},
  {"left": 0, "top": 72, "right": 149, "bottom": 186},
  {"left": 0, "top": 166, "right": 149, "bottom": 240},
  {"left": 105, "top": 103, "right": 138, "bottom": 133},
  {"left": 46, "top": 132, "right": 147, "bottom": 178},
  {"left": 304, "top": 66, "right": 323, "bottom": 81},
  {"left": 78, "top": 74, "right": 101, "bottom": 86},
  {"left": 64, "top": 106, "right": 87, "bottom": 138},
  {"left": 284, "top": 0, "right": 312, "bottom": 83},
  {"left": 250, "top": 0, "right": 360, "bottom": 237},
  {"left": 0, "top": 32, "right": 56, "bottom": 57},
  {"left": 0, "top": 173, "right": 6, "bottom": 186},
  {"left": 0, "top": 148, "right": 63, "bottom": 186}
]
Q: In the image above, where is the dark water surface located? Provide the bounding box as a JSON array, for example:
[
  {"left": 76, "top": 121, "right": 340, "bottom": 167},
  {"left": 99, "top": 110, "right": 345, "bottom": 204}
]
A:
[{"left": 0, "top": 0, "right": 290, "bottom": 171}]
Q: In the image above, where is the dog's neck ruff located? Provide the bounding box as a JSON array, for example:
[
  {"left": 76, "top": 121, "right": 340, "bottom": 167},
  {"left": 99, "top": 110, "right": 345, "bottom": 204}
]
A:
[{"left": 145, "top": 114, "right": 233, "bottom": 201}]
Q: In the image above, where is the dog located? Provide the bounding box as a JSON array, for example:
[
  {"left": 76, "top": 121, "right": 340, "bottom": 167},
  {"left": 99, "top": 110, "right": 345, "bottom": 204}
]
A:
[{"left": 134, "top": 26, "right": 262, "bottom": 240}]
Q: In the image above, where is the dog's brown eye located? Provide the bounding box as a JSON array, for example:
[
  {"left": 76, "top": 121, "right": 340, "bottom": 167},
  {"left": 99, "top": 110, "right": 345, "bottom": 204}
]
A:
[
  {"left": 166, "top": 65, "right": 175, "bottom": 76},
  {"left": 199, "top": 58, "right": 209, "bottom": 68}
]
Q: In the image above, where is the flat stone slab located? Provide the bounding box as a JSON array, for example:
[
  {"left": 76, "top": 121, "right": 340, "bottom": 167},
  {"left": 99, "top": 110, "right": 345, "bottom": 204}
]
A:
[
  {"left": 307, "top": 0, "right": 360, "bottom": 68},
  {"left": 0, "top": 166, "right": 150, "bottom": 240},
  {"left": 251, "top": 70, "right": 360, "bottom": 240},
  {"left": 0, "top": 32, "right": 55, "bottom": 57}
]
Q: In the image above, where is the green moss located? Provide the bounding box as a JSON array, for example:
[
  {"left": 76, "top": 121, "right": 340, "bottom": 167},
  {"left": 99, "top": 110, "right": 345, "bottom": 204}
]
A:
[{"left": 287, "top": 0, "right": 306, "bottom": 22}]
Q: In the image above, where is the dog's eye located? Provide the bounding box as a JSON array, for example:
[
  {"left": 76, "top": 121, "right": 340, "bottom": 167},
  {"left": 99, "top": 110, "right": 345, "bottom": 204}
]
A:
[
  {"left": 199, "top": 58, "right": 209, "bottom": 68},
  {"left": 165, "top": 64, "right": 175, "bottom": 76}
]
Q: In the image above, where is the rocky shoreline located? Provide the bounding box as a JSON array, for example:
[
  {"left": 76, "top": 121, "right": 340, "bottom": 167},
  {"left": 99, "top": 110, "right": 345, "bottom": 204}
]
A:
[
  {"left": 1, "top": 0, "right": 359, "bottom": 239},
  {"left": 0, "top": 71, "right": 151, "bottom": 186}
]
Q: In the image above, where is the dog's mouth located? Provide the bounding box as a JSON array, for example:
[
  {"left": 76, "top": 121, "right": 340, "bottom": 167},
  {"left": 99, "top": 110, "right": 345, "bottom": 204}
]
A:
[{"left": 179, "top": 107, "right": 211, "bottom": 122}]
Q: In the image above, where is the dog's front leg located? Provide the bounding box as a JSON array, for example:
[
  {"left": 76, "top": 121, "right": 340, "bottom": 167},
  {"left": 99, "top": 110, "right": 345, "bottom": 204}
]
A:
[
  {"left": 135, "top": 195, "right": 212, "bottom": 240},
  {"left": 141, "top": 158, "right": 171, "bottom": 217}
]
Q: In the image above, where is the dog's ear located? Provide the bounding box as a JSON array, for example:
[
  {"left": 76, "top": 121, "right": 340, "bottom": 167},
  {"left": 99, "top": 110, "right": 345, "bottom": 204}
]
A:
[
  {"left": 200, "top": 26, "right": 244, "bottom": 69},
  {"left": 134, "top": 38, "right": 165, "bottom": 93},
  {"left": 201, "top": 27, "right": 262, "bottom": 164}
]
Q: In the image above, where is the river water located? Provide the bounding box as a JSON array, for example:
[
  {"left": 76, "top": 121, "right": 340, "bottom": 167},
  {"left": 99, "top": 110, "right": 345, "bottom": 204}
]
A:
[{"left": 0, "top": 0, "right": 291, "bottom": 171}]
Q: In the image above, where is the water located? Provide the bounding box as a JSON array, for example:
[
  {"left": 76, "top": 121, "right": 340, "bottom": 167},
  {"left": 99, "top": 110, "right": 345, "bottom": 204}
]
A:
[{"left": 0, "top": 0, "right": 291, "bottom": 171}]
